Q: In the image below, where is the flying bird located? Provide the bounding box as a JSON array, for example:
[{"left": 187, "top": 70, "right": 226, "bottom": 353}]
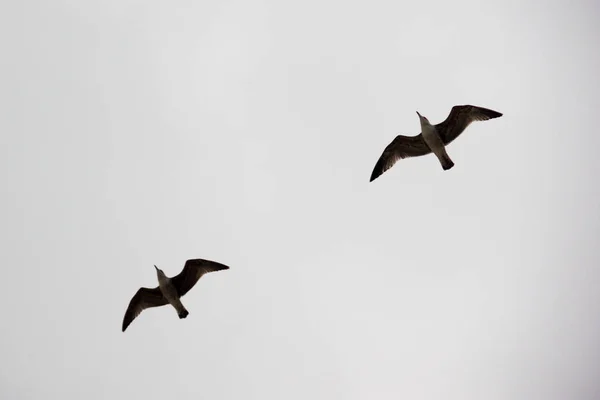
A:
[
  {"left": 369, "top": 105, "right": 502, "bottom": 181},
  {"left": 122, "top": 258, "right": 230, "bottom": 332}
]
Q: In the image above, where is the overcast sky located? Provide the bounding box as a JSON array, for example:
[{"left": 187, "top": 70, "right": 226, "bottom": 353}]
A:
[{"left": 1, "top": 1, "right": 599, "bottom": 399}]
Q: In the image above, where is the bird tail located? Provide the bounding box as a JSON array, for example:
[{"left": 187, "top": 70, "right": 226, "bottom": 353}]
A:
[
  {"left": 440, "top": 153, "right": 454, "bottom": 170},
  {"left": 178, "top": 308, "right": 189, "bottom": 319},
  {"left": 173, "top": 300, "right": 189, "bottom": 319}
]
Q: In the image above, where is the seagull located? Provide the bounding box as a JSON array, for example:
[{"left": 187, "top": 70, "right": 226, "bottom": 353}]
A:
[
  {"left": 122, "top": 258, "right": 230, "bottom": 332},
  {"left": 369, "top": 105, "right": 502, "bottom": 181}
]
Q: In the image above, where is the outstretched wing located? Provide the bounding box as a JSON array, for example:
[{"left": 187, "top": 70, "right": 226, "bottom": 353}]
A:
[
  {"left": 435, "top": 105, "right": 503, "bottom": 145},
  {"left": 171, "top": 258, "right": 230, "bottom": 297},
  {"left": 122, "top": 287, "right": 168, "bottom": 332},
  {"left": 369, "top": 134, "right": 431, "bottom": 182}
]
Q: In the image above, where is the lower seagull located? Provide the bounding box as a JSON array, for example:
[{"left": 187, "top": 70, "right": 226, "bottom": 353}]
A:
[{"left": 122, "top": 258, "right": 230, "bottom": 332}]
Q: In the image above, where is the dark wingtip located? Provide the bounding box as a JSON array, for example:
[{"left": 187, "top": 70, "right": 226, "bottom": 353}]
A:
[
  {"left": 213, "top": 262, "right": 230, "bottom": 271},
  {"left": 369, "top": 160, "right": 384, "bottom": 182},
  {"left": 480, "top": 107, "right": 503, "bottom": 119}
]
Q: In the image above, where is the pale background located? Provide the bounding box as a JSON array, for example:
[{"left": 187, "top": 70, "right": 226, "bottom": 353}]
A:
[{"left": 1, "top": 1, "right": 599, "bottom": 399}]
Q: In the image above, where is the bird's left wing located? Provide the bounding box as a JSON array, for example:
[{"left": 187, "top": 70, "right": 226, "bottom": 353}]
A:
[
  {"left": 122, "top": 287, "right": 168, "bottom": 332},
  {"left": 369, "top": 134, "right": 431, "bottom": 182},
  {"left": 171, "top": 258, "right": 230, "bottom": 297}
]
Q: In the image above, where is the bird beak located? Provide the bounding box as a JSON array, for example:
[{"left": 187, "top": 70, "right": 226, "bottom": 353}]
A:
[
  {"left": 416, "top": 111, "right": 421, "bottom": 118},
  {"left": 154, "top": 265, "right": 158, "bottom": 271}
]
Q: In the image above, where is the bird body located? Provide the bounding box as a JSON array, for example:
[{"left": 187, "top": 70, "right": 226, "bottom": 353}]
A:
[
  {"left": 418, "top": 112, "right": 455, "bottom": 171},
  {"left": 122, "top": 258, "right": 230, "bottom": 332},
  {"left": 155, "top": 266, "right": 189, "bottom": 318},
  {"left": 369, "top": 105, "right": 502, "bottom": 181}
]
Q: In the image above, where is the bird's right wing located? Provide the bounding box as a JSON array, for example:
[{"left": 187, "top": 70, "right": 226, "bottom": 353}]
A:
[
  {"left": 171, "top": 258, "right": 230, "bottom": 298},
  {"left": 122, "top": 287, "right": 168, "bottom": 332},
  {"left": 435, "top": 105, "right": 503, "bottom": 145},
  {"left": 369, "top": 134, "right": 431, "bottom": 181}
]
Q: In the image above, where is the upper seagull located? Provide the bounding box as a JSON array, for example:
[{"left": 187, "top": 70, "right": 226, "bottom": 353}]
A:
[
  {"left": 369, "top": 105, "right": 502, "bottom": 181},
  {"left": 122, "top": 258, "right": 230, "bottom": 332}
]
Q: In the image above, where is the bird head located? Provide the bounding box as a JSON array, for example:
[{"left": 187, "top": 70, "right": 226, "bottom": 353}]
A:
[
  {"left": 416, "top": 111, "right": 429, "bottom": 124},
  {"left": 154, "top": 265, "right": 166, "bottom": 278}
]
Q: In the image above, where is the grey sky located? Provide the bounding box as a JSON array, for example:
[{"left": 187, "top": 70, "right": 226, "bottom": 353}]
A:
[{"left": 1, "top": 0, "right": 599, "bottom": 399}]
